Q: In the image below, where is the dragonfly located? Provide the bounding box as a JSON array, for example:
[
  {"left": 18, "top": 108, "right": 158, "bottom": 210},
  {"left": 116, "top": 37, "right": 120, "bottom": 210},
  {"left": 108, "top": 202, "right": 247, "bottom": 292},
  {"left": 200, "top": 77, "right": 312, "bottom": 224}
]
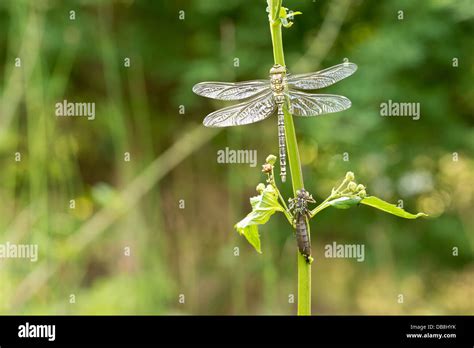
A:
[{"left": 193, "top": 62, "right": 357, "bottom": 182}]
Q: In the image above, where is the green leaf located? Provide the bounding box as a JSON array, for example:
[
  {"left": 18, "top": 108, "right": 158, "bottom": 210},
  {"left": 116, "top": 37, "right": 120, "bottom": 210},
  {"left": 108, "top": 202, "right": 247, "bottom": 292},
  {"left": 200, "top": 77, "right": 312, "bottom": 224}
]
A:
[
  {"left": 361, "top": 196, "right": 428, "bottom": 219},
  {"left": 234, "top": 185, "right": 284, "bottom": 253},
  {"left": 240, "top": 225, "right": 261, "bottom": 254},
  {"left": 328, "top": 196, "right": 362, "bottom": 209},
  {"left": 290, "top": 11, "right": 302, "bottom": 17},
  {"left": 278, "top": 7, "right": 302, "bottom": 27}
]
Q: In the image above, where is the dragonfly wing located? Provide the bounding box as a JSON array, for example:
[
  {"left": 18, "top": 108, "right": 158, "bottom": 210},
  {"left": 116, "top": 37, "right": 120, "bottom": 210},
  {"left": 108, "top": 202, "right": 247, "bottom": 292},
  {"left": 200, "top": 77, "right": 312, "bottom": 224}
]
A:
[
  {"left": 193, "top": 80, "right": 269, "bottom": 100},
  {"left": 288, "top": 90, "right": 352, "bottom": 117},
  {"left": 287, "top": 62, "right": 357, "bottom": 90},
  {"left": 203, "top": 92, "right": 276, "bottom": 127}
]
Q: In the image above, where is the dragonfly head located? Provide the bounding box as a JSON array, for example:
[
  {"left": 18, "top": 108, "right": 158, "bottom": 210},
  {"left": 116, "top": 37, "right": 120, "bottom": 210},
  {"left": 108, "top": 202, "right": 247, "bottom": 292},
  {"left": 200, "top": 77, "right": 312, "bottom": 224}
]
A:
[{"left": 270, "top": 64, "right": 287, "bottom": 93}]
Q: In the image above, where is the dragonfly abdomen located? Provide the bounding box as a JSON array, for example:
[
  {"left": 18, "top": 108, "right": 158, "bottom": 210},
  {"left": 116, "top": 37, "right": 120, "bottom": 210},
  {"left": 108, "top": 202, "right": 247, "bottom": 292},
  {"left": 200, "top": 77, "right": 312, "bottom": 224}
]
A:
[
  {"left": 289, "top": 189, "right": 315, "bottom": 263},
  {"left": 277, "top": 102, "right": 287, "bottom": 182},
  {"left": 295, "top": 213, "right": 311, "bottom": 262}
]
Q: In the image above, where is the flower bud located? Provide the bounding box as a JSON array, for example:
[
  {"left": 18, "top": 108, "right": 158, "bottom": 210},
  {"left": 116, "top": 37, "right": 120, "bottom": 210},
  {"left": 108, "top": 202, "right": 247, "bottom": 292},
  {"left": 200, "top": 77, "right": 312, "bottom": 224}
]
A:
[
  {"left": 262, "top": 163, "right": 273, "bottom": 173},
  {"left": 345, "top": 171, "right": 355, "bottom": 181},
  {"left": 358, "top": 189, "right": 367, "bottom": 198},
  {"left": 266, "top": 154, "right": 277, "bottom": 165},
  {"left": 347, "top": 181, "right": 357, "bottom": 192},
  {"left": 256, "top": 183, "right": 265, "bottom": 194},
  {"left": 356, "top": 184, "right": 366, "bottom": 191}
]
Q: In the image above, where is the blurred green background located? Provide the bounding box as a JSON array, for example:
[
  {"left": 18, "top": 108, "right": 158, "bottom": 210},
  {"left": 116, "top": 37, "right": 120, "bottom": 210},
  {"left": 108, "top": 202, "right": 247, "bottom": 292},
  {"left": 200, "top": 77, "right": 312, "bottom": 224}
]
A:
[{"left": 0, "top": 0, "right": 473, "bottom": 315}]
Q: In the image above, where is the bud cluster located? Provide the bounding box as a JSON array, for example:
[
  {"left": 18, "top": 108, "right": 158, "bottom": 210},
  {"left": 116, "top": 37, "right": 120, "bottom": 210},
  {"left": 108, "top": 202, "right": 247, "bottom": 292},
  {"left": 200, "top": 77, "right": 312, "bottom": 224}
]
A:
[{"left": 332, "top": 171, "right": 367, "bottom": 199}]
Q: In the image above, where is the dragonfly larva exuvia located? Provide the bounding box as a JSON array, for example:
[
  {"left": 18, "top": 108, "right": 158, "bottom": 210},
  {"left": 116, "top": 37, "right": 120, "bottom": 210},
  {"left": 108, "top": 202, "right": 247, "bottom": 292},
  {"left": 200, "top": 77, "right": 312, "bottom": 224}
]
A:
[
  {"left": 193, "top": 62, "right": 357, "bottom": 182},
  {"left": 288, "top": 189, "right": 316, "bottom": 262}
]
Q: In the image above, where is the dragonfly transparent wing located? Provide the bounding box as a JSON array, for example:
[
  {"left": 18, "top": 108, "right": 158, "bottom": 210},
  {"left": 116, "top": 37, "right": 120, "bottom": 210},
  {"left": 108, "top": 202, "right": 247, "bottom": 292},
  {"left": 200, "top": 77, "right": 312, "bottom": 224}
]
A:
[
  {"left": 288, "top": 90, "right": 351, "bottom": 117},
  {"left": 203, "top": 92, "right": 276, "bottom": 127},
  {"left": 193, "top": 80, "right": 269, "bottom": 101},
  {"left": 287, "top": 62, "right": 357, "bottom": 90}
]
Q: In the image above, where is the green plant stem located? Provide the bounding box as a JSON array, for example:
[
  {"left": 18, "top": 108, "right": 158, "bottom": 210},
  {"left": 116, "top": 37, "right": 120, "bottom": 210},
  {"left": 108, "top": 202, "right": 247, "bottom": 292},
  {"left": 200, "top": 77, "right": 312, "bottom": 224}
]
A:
[
  {"left": 310, "top": 199, "right": 331, "bottom": 218},
  {"left": 269, "top": 168, "right": 294, "bottom": 225},
  {"left": 268, "top": 0, "right": 311, "bottom": 316}
]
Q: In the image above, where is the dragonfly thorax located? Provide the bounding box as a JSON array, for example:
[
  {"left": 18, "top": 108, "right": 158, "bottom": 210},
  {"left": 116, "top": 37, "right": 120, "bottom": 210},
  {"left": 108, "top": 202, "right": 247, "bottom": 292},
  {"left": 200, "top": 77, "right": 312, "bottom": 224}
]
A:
[
  {"left": 269, "top": 64, "right": 287, "bottom": 94},
  {"left": 289, "top": 189, "right": 316, "bottom": 216}
]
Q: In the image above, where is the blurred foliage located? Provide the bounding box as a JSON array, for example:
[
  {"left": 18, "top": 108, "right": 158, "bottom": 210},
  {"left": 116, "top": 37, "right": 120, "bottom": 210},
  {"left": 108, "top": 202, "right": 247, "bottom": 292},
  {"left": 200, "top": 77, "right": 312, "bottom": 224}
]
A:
[{"left": 0, "top": 0, "right": 473, "bottom": 314}]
